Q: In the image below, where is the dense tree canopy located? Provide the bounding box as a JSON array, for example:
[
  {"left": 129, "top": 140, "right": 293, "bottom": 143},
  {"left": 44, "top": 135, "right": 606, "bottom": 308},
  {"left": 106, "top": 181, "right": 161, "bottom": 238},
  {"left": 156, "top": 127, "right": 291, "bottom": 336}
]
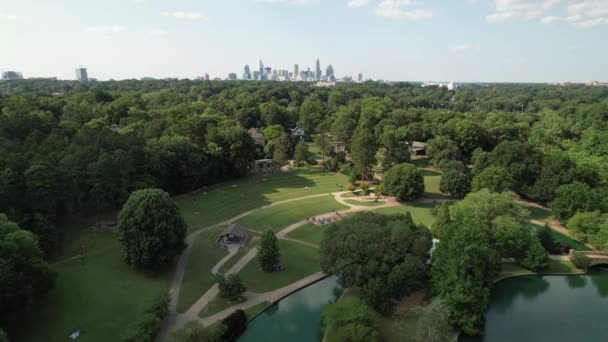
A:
[
  {"left": 320, "top": 212, "right": 432, "bottom": 313},
  {"left": 258, "top": 230, "right": 281, "bottom": 272},
  {"left": 381, "top": 163, "right": 424, "bottom": 201},
  {"left": 323, "top": 297, "right": 379, "bottom": 342},
  {"left": 117, "top": 189, "right": 186, "bottom": 269},
  {"left": 431, "top": 190, "right": 548, "bottom": 335}
]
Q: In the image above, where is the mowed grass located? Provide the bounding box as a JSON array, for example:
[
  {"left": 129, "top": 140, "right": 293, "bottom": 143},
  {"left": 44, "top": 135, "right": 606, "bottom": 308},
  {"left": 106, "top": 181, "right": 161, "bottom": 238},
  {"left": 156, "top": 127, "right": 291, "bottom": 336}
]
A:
[
  {"left": 371, "top": 202, "right": 452, "bottom": 227},
  {"left": 528, "top": 224, "right": 591, "bottom": 251},
  {"left": 423, "top": 176, "right": 442, "bottom": 199},
  {"left": 286, "top": 223, "right": 327, "bottom": 246},
  {"left": 239, "top": 240, "right": 320, "bottom": 293},
  {"left": 5, "top": 230, "right": 172, "bottom": 342},
  {"left": 175, "top": 168, "right": 348, "bottom": 232},
  {"left": 236, "top": 196, "right": 347, "bottom": 233},
  {"left": 176, "top": 227, "right": 228, "bottom": 313},
  {"left": 198, "top": 296, "right": 243, "bottom": 318}
]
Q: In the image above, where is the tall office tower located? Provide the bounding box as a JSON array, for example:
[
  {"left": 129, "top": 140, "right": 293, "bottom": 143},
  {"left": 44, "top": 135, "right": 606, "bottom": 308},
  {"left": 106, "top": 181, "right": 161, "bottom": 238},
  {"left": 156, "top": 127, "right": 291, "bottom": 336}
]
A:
[
  {"left": 203, "top": 73, "right": 210, "bottom": 81},
  {"left": 228, "top": 73, "right": 237, "bottom": 80},
  {"left": 358, "top": 73, "right": 363, "bottom": 82},
  {"left": 75, "top": 67, "right": 88, "bottom": 82},
  {"left": 258, "top": 58, "right": 264, "bottom": 75},
  {"left": 293, "top": 64, "right": 299, "bottom": 80},
  {"left": 315, "top": 58, "right": 322, "bottom": 80},
  {"left": 253, "top": 71, "right": 261, "bottom": 81},
  {"left": 243, "top": 64, "right": 251, "bottom": 80},
  {"left": 326, "top": 64, "right": 334, "bottom": 80}
]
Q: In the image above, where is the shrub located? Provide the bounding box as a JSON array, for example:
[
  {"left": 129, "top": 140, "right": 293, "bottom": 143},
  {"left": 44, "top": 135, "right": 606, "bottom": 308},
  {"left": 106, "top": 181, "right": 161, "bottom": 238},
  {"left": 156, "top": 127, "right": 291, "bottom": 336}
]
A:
[
  {"left": 222, "top": 309, "right": 248, "bottom": 341},
  {"left": 218, "top": 274, "right": 246, "bottom": 302},
  {"left": 121, "top": 294, "right": 170, "bottom": 342},
  {"left": 168, "top": 321, "right": 225, "bottom": 342},
  {"left": 257, "top": 231, "right": 281, "bottom": 272},
  {"left": 347, "top": 184, "right": 357, "bottom": 193},
  {"left": 571, "top": 253, "right": 591, "bottom": 270}
]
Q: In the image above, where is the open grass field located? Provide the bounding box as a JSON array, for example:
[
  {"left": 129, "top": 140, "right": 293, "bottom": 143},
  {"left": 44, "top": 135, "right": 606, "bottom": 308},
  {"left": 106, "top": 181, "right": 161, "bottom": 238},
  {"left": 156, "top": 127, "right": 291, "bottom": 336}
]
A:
[
  {"left": 239, "top": 239, "right": 320, "bottom": 293},
  {"left": 371, "top": 202, "right": 451, "bottom": 227},
  {"left": 236, "top": 195, "right": 347, "bottom": 233},
  {"left": 343, "top": 199, "right": 385, "bottom": 207},
  {"left": 175, "top": 168, "right": 348, "bottom": 231},
  {"left": 176, "top": 227, "right": 228, "bottom": 313},
  {"left": 285, "top": 223, "right": 327, "bottom": 246},
  {"left": 5, "top": 230, "right": 172, "bottom": 342},
  {"left": 198, "top": 296, "right": 244, "bottom": 318},
  {"left": 218, "top": 245, "right": 253, "bottom": 274},
  {"left": 423, "top": 175, "right": 443, "bottom": 199},
  {"left": 528, "top": 223, "right": 591, "bottom": 251}
]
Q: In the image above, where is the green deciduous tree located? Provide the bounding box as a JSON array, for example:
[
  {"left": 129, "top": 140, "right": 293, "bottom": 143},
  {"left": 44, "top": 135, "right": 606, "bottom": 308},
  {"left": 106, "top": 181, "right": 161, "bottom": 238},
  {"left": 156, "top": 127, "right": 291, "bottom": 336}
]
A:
[
  {"left": 414, "top": 300, "right": 454, "bottom": 342},
  {"left": 117, "top": 189, "right": 186, "bottom": 269},
  {"left": 471, "top": 166, "right": 514, "bottom": 193},
  {"left": 0, "top": 214, "right": 56, "bottom": 317},
  {"left": 350, "top": 126, "right": 377, "bottom": 180},
  {"left": 323, "top": 297, "right": 379, "bottom": 342},
  {"left": 294, "top": 140, "right": 309, "bottom": 166},
  {"left": 320, "top": 212, "right": 432, "bottom": 313},
  {"left": 439, "top": 168, "right": 471, "bottom": 199},
  {"left": 218, "top": 274, "right": 246, "bottom": 302},
  {"left": 432, "top": 203, "right": 451, "bottom": 239},
  {"left": 381, "top": 163, "right": 424, "bottom": 201},
  {"left": 258, "top": 230, "right": 280, "bottom": 272}
]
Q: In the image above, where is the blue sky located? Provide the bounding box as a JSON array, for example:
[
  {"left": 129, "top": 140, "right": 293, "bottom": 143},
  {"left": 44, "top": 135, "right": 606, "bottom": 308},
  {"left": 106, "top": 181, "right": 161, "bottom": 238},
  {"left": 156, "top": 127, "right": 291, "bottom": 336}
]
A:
[{"left": 1, "top": 0, "right": 607, "bottom": 82}]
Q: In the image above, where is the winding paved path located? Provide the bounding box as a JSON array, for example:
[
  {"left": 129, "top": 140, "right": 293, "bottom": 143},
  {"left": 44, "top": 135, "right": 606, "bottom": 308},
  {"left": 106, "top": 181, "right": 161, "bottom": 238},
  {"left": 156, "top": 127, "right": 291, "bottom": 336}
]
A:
[{"left": 156, "top": 191, "right": 401, "bottom": 341}]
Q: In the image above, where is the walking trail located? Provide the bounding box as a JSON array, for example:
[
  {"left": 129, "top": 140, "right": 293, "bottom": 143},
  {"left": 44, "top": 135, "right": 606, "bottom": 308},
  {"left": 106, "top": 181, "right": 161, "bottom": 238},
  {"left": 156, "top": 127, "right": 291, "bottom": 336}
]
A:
[{"left": 156, "top": 191, "right": 400, "bottom": 341}]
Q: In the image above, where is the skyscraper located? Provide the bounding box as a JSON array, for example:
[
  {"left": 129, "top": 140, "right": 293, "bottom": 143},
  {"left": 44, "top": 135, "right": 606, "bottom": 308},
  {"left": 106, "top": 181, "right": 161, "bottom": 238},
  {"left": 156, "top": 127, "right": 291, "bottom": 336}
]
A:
[
  {"left": 315, "top": 58, "right": 322, "bottom": 80},
  {"left": 258, "top": 58, "right": 264, "bottom": 75},
  {"left": 293, "top": 64, "right": 299, "bottom": 81},
  {"left": 75, "top": 67, "right": 88, "bottom": 82},
  {"left": 326, "top": 64, "right": 335, "bottom": 81},
  {"left": 243, "top": 64, "right": 251, "bottom": 80},
  {"left": 358, "top": 73, "right": 363, "bottom": 82}
]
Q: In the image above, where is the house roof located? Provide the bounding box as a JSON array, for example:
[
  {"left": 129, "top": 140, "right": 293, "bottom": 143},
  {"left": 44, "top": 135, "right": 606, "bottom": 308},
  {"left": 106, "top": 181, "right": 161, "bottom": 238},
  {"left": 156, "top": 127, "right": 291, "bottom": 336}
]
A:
[{"left": 219, "top": 223, "right": 249, "bottom": 238}]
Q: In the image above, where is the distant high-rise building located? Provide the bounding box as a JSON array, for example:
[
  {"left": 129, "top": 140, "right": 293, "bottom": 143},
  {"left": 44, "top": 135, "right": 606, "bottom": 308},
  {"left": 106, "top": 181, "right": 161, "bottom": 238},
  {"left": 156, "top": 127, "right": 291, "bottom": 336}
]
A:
[
  {"left": 1, "top": 71, "right": 23, "bottom": 80},
  {"left": 75, "top": 67, "right": 88, "bottom": 82},
  {"left": 258, "top": 58, "right": 264, "bottom": 75},
  {"left": 228, "top": 73, "right": 237, "bottom": 80},
  {"left": 326, "top": 64, "right": 335, "bottom": 81},
  {"left": 243, "top": 64, "right": 251, "bottom": 80},
  {"left": 204, "top": 73, "right": 210, "bottom": 81},
  {"left": 315, "top": 58, "right": 322, "bottom": 80},
  {"left": 253, "top": 71, "right": 261, "bottom": 81},
  {"left": 358, "top": 73, "right": 363, "bottom": 82},
  {"left": 293, "top": 64, "right": 299, "bottom": 80}
]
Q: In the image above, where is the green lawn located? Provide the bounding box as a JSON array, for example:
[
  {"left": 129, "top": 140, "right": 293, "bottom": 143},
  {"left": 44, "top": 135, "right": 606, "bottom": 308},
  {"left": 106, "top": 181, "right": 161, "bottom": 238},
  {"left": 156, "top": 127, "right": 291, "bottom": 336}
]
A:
[
  {"left": 343, "top": 199, "right": 385, "bottom": 207},
  {"left": 218, "top": 245, "right": 253, "bottom": 275},
  {"left": 239, "top": 240, "right": 320, "bottom": 293},
  {"left": 176, "top": 227, "right": 229, "bottom": 313},
  {"left": 528, "top": 224, "right": 591, "bottom": 251},
  {"left": 371, "top": 202, "right": 452, "bottom": 227},
  {"left": 498, "top": 262, "right": 535, "bottom": 279},
  {"left": 244, "top": 301, "right": 271, "bottom": 320},
  {"left": 175, "top": 168, "right": 348, "bottom": 232},
  {"left": 198, "top": 296, "right": 244, "bottom": 318},
  {"left": 423, "top": 176, "right": 442, "bottom": 199},
  {"left": 544, "top": 260, "right": 578, "bottom": 273},
  {"left": 236, "top": 196, "right": 347, "bottom": 233},
  {"left": 285, "top": 223, "right": 327, "bottom": 246},
  {"left": 5, "top": 230, "right": 172, "bottom": 342}
]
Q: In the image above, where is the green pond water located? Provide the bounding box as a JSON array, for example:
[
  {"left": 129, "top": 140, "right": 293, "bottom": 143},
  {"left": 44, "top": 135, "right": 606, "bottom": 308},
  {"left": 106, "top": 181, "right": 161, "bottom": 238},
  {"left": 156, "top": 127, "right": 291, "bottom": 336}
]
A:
[
  {"left": 461, "top": 268, "right": 608, "bottom": 342},
  {"left": 239, "top": 277, "right": 341, "bottom": 342}
]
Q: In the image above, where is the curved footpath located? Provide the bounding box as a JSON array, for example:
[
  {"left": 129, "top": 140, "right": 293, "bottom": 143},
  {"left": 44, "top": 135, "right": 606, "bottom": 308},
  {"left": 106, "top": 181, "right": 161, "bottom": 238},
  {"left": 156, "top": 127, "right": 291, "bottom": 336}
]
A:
[{"left": 156, "top": 191, "right": 399, "bottom": 341}]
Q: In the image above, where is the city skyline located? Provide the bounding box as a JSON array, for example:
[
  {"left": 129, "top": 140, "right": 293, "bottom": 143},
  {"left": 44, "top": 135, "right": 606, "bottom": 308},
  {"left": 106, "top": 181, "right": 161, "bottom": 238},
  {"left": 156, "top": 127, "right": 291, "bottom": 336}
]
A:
[{"left": 1, "top": 0, "right": 607, "bottom": 82}]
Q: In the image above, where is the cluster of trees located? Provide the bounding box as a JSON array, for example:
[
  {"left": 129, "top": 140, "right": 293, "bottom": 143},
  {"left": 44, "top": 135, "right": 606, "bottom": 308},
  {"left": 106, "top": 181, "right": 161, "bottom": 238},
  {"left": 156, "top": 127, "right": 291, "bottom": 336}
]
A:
[
  {"left": 567, "top": 211, "right": 608, "bottom": 250},
  {"left": 121, "top": 294, "right": 170, "bottom": 342},
  {"left": 431, "top": 190, "right": 549, "bottom": 335},
  {"left": 323, "top": 297, "right": 379, "bottom": 342},
  {"left": 380, "top": 163, "right": 424, "bottom": 201},
  {"left": 217, "top": 275, "right": 246, "bottom": 302},
  {"left": 169, "top": 309, "right": 248, "bottom": 342},
  {"left": 320, "top": 212, "right": 432, "bottom": 314}
]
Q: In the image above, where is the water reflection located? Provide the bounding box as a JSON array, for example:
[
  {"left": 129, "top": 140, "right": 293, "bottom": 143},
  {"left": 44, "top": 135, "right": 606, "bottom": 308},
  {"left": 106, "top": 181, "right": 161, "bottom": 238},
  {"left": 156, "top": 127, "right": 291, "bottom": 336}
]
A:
[
  {"left": 239, "top": 277, "right": 342, "bottom": 342},
  {"left": 566, "top": 275, "right": 587, "bottom": 289}
]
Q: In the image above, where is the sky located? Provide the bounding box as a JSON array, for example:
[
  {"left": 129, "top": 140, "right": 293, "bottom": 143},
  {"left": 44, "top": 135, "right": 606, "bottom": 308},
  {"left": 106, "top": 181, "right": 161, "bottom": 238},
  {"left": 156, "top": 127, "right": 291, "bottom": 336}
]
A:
[{"left": 1, "top": 0, "right": 607, "bottom": 82}]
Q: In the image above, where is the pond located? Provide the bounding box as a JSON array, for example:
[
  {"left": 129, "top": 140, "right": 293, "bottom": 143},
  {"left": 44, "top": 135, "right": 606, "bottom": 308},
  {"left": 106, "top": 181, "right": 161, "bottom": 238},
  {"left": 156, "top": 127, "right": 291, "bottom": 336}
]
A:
[
  {"left": 460, "top": 268, "right": 608, "bottom": 342},
  {"left": 239, "top": 276, "right": 341, "bottom": 342}
]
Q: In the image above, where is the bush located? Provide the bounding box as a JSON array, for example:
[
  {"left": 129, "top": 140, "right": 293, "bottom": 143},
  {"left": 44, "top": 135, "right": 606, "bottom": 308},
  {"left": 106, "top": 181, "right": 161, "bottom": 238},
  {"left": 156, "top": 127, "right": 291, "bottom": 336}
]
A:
[
  {"left": 571, "top": 253, "right": 591, "bottom": 270},
  {"left": 347, "top": 184, "right": 357, "bottom": 193},
  {"left": 381, "top": 163, "right": 424, "bottom": 201},
  {"left": 257, "top": 230, "right": 281, "bottom": 272},
  {"left": 339, "top": 162, "right": 354, "bottom": 176},
  {"left": 121, "top": 294, "right": 170, "bottom": 342},
  {"left": 0, "top": 328, "right": 9, "bottom": 342},
  {"left": 360, "top": 183, "right": 370, "bottom": 195},
  {"left": 221, "top": 309, "right": 248, "bottom": 341},
  {"left": 117, "top": 189, "right": 187, "bottom": 269},
  {"left": 168, "top": 321, "right": 225, "bottom": 342},
  {"left": 218, "top": 274, "right": 246, "bottom": 302}
]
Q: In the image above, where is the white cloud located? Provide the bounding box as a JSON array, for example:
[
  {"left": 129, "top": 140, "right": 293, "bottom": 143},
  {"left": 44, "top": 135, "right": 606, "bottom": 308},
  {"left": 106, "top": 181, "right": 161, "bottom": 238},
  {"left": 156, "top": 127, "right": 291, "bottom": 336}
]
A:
[
  {"left": 84, "top": 26, "right": 125, "bottom": 34},
  {"left": 375, "top": 0, "right": 434, "bottom": 20},
  {"left": 540, "top": 15, "right": 561, "bottom": 24},
  {"left": 161, "top": 11, "right": 208, "bottom": 21},
  {"left": 485, "top": 0, "right": 608, "bottom": 28},
  {"left": 348, "top": 0, "right": 371, "bottom": 7},
  {"left": 255, "top": 0, "right": 319, "bottom": 5},
  {"left": 0, "top": 13, "right": 26, "bottom": 21}
]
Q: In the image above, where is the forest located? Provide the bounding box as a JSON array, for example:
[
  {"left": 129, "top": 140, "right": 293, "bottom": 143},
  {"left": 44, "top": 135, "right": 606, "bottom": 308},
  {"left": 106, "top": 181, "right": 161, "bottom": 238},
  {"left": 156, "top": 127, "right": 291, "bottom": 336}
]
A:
[{"left": 1, "top": 78, "right": 608, "bottom": 338}]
